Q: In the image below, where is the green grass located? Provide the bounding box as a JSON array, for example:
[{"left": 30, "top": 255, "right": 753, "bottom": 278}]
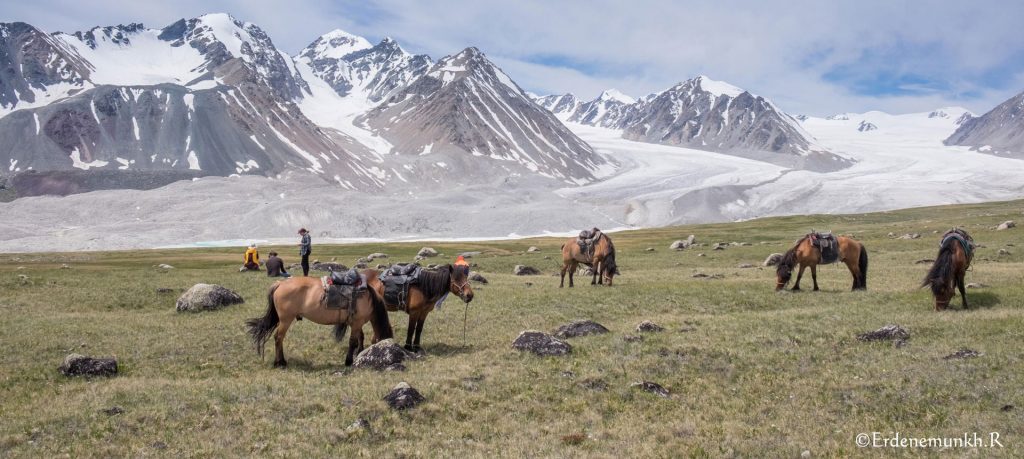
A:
[{"left": 1, "top": 200, "right": 1022, "bottom": 457}]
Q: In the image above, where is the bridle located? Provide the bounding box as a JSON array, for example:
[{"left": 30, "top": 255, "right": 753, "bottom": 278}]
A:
[{"left": 450, "top": 267, "right": 471, "bottom": 302}]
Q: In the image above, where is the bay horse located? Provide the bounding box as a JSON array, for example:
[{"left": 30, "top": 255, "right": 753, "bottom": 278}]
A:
[
  {"left": 367, "top": 261, "right": 474, "bottom": 352},
  {"left": 775, "top": 233, "right": 868, "bottom": 291},
  {"left": 560, "top": 230, "right": 617, "bottom": 287},
  {"left": 922, "top": 228, "right": 974, "bottom": 311},
  {"left": 245, "top": 270, "right": 393, "bottom": 368}
]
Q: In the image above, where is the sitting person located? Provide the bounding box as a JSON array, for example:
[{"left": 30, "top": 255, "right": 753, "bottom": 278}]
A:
[
  {"left": 241, "top": 243, "right": 261, "bottom": 271},
  {"left": 265, "top": 251, "right": 290, "bottom": 277}
]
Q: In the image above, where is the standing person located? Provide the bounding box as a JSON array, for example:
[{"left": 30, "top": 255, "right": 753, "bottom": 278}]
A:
[
  {"left": 298, "top": 228, "right": 312, "bottom": 276},
  {"left": 265, "top": 251, "right": 290, "bottom": 278}
]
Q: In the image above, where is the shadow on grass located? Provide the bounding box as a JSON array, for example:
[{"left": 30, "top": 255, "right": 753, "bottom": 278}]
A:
[
  {"left": 425, "top": 342, "right": 475, "bottom": 356},
  {"left": 960, "top": 291, "right": 1001, "bottom": 310}
]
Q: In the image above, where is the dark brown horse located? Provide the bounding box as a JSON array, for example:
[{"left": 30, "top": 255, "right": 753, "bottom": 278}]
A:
[
  {"left": 776, "top": 234, "right": 868, "bottom": 291},
  {"left": 922, "top": 228, "right": 975, "bottom": 311},
  {"left": 367, "top": 261, "right": 474, "bottom": 352},
  {"left": 246, "top": 270, "right": 393, "bottom": 367},
  {"left": 560, "top": 230, "right": 617, "bottom": 287}
]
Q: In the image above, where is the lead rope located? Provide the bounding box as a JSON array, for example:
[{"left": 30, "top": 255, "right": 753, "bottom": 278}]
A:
[{"left": 463, "top": 301, "right": 469, "bottom": 346}]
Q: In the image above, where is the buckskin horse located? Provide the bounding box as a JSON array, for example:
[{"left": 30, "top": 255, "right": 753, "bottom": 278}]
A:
[
  {"left": 246, "top": 270, "right": 393, "bottom": 368},
  {"left": 922, "top": 228, "right": 975, "bottom": 311},
  {"left": 560, "top": 228, "right": 618, "bottom": 287},
  {"left": 367, "top": 259, "right": 474, "bottom": 352},
  {"left": 775, "top": 231, "right": 868, "bottom": 291}
]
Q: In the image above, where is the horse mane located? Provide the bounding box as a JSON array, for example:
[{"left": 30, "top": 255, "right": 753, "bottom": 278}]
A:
[
  {"left": 415, "top": 265, "right": 451, "bottom": 300},
  {"left": 776, "top": 236, "right": 807, "bottom": 277},
  {"left": 922, "top": 237, "right": 958, "bottom": 294}
]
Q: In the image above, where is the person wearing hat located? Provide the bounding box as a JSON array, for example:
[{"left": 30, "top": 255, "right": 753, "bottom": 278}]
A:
[
  {"left": 242, "top": 243, "right": 261, "bottom": 271},
  {"left": 297, "top": 228, "right": 312, "bottom": 276}
]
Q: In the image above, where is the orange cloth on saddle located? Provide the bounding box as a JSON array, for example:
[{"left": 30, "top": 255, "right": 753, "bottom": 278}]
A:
[{"left": 244, "top": 248, "right": 260, "bottom": 265}]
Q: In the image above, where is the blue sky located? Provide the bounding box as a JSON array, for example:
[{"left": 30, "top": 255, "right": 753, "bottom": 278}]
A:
[{"left": 7, "top": 0, "right": 1024, "bottom": 115}]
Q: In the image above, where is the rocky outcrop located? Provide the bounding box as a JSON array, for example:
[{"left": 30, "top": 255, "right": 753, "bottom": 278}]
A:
[
  {"left": 512, "top": 331, "right": 571, "bottom": 356},
  {"left": 175, "top": 283, "right": 243, "bottom": 312}
]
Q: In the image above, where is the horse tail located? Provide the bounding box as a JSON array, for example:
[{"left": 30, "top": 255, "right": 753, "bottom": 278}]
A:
[
  {"left": 333, "top": 322, "right": 349, "bottom": 342},
  {"left": 368, "top": 284, "right": 394, "bottom": 340},
  {"left": 922, "top": 240, "right": 955, "bottom": 295},
  {"left": 858, "top": 245, "right": 869, "bottom": 289},
  {"left": 245, "top": 283, "right": 281, "bottom": 358}
]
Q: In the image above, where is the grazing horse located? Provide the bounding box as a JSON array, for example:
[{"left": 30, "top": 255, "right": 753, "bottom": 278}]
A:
[
  {"left": 367, "top": 261, "right": 474, "bottom": 352},
  {"left": 246, "top": 270, "right": 393, "bottom": 368},
  {"left": 560, "top": 230, "right": 618, "bottom": 287},
  {"left": 922, "top": 228, "right": 975, "bottom": 311},
  {"left": 775, "top": 233, "right": 868, "bottom": 291}
]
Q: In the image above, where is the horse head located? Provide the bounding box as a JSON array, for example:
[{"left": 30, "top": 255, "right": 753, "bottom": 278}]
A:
[
  {"left": 449, "top": 258, "right": 474, "bottom": 303},
  {"left": 601, "top": 256, "right": 618, "bottom": 286},
  {"left": 775, "top": 250, "right": 797, "bottom": 290}
]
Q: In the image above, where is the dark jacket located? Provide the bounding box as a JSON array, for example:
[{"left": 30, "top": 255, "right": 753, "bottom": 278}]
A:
[
  {"left": 266, "top": 256, "right": 287, "bottom": 277},
  {"left": 300, "top": 234, "right": 312, "bottom": 256}
]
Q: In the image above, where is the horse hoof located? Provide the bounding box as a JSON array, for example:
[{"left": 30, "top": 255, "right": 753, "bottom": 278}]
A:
[
  {"left": 273, "top": 361, "right": 287, "bottom": 369},
  {"left": 404, "top": 344, "right": 415, "bottom": 351}
]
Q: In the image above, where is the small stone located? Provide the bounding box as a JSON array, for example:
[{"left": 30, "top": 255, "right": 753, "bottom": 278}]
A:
[
  {"left": 966, "top": 283, "right": 987, "bottom": 289},
  {"left": 560, "top": 371, "right": 576, "bottom": 379},
  {"left": 801, "top": 450, "right": 811, "bottom": 458},
  {"left": 1001, "top": 405, "right": 1015, "bottom": 412},
  {"left": 59, "top": 354, "right": 118, "bottom": 377},
  {"left": 101, "top": 406, "right": 124, "bottom": 416},
  {"left": 513, "top": 265, "right": 541, "bottom": 275},
  {"left": 763, "top": 253, "right": 784, "bottom": 266},
  {"left": 914, "top": 259, "right": 935, "bottom": 264},
  {"left": 553, "top": 320, "right": 609, "bottom": 338},
  {"left": 60, "top": 264, "right": 70, "bottom": 269},
  {"left": 631, "top": 380, "right": 670, "bottom": 398},
  {"left": 384, "top": 382, "right": 425, "bottom": 410},
  {"left": 996, "top": 220, "right": 1015, "bottom": 230},
  {"left": 622, "top": 334, "right": 644, "bottom": 342},
  {"left": 155, "top": 287, "right": 175, "bottom": 294},
  {"left": 417, "top": 247, "right": 439, "bottom": 258},
  {"left": 579, "top": 378, "right": 607, "bottom": 391},
  {"left": 943, "top": 348, "right": 982, "bottom": 360},
  {"left": 367, "top": 253, "right": 388, "bottom": 261},
  {"left": 636, "top": 320, "right": 664, "bottom": 333},
  {"left": 645, "top": 247, "right": 655, "bottom": 252},
  {"left": 897, "top": 233, "right": 921, "bottom": 239},
  {"left": 857, "top": 324, "right": 909, "bottom": 342},
  {"left": 737, "top": 263, "right": 754, "bottom": 269},
  {"left": 458, "top": 251, "right": 481, "bottom": 258},
  {"left": 468, "top": 272, "right": 488, "bottom": 284},
  {"left": 712, "top": 243, "right": 727, "bottom": 250},
  {"left": 697, "top": 253, "right": 705, "bottom": 257},
  {"left": 512, "top": 331, "right": 572, "bottom": 356},
  {"left": 998, "top": 249, "right": 1011, "bottom": 256},
  {"left": 527, "top": 246, "right": 541, "bottom": 253},
  {"left": 157, "top": 264, "right": 174, "bottom": 269}
]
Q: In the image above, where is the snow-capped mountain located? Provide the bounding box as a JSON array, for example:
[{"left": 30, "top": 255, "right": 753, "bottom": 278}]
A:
[
  {"left": 535, "top": 93, "right": 580, "bottom": 117},
  {"left": 1, "top": 14, "right": 608, "bottom": 193},
  {"left": 945, "top": 90, "right": 1024, "bottom": 156},
  {"left": 537, "top": 76, "right": 847, "bottom": 170},
  {"left": 357, "top": 47, "right": 607, "bottom": 185}
]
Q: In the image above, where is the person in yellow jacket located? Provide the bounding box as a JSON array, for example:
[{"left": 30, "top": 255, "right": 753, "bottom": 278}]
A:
[{"left": 241, "top": 243, "right": 261, "bottom": 271}]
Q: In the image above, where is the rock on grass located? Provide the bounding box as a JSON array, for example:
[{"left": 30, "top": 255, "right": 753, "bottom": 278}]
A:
[
  {"left": 353, "top": 339, "right": 414, "bottom": 371},
  {"left": 514, "top": 265, "right": 541, "bottom": 275},
  {"left": 60, "top": 354, "right": 117, "bottom": 377},
  {"left": 631, "top": 380, "right": 670, "bottom": 398},
  {"left": 857, "top": 324, "right": 909, "bottom": 342},
  {"left": 636, "top": 320, "right": 664, "bottom": 333},
  {"left": 943, "top": 348, "right": 982, "bottom": 360},
  {"left": 512, "top": 331, "right": 572, "bottom": 356},
  {"left": 468, "top": 272, "right": 488, "bottom": 284},
  {"left": 175, "top": 284, "right": 243, "bottom": 312},
  {"left": 554, "top": 320, "right": 609, "bottom": 338},
  {"left": 384, "top": 382, "right": 425, "bottom": 410}
]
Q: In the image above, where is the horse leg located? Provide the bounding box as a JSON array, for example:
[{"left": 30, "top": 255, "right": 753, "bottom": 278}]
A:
[
  {"left": 591, "top": 261, "right": 598, "bottom": 285},
  {"left": 568, "top": 261, "right": 577, "bottom": 288},
  {"left": 413, "top": 314, "right": 427, "bottom": 352},
  {"left": 958, "top": 272, "right": 969, "bottom": 309},
  {"left": 559, "top": 263, "right": 567, "bottom": 288},
  {"left": 345, "top": 329, "right": 359, "bottom": 367},
  {"left": 845, "top": 259, "right": 861, "bottom": 291},
  {"left": 792, "top": 265, "right": 806, "bottom": 291},
  {"left": 404, "top": 314, "right": 417, "bottom": 351},
  {"left": 811, "top": 265, "right": 819, "bottom": 291},
  {"left": 273, "top": 316, "right": 295, "bottom": 368},
  {"left": 596, "top": 259, "right": 604, "bottom": 285}
]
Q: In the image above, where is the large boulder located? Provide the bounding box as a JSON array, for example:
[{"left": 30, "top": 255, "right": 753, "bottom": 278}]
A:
[
  {"left": 554, "top": 320, "right": 610, "bottom": 338},
  {"left": 175, "top": 284, "right": 243, "bottom": 312},
  {"left": 997, "top": 221, "right": 1015, "bottom": 230},
  {"left": 512, "top": 331, "right": 572, "bottom": 356},
  {"left": 383, "top": 382, "right": 425, "bottom": 410},
  {"left": 367, "top": 253, "right": 388, "bottom": 261},
  {"left": 353, "top": 339, "right": 414, "bottom": 371},
  {"left": 417, "top": 247, "right": 439, "bottom": 258},
  {"left": 59, "top": 354, "right": 118, "bottom": 377},
  {"left": 514, "top": 265, "right": 541, "bottom": 275},
  {"left": 669, "top": 235, "right": 696, "bottom": 250},
  {"left": 469, "top": 272, "right": 489, "bottom": 284},
  {"left": 763, "top": 253, "right": 784, "bottom": 267}
]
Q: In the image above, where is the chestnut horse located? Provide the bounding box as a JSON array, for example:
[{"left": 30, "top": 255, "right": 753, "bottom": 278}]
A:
[
  {"left": 367, "top": 263, "right": 474, "bottom": 352},
  {"left": 775, "top": 234, "right": 868, "bottom": 291},
  {"left": 560, "top": 232, "right": 617, "bottom": 287},
  {"left": 922, "top": 228, "right": 974, "bottom": 311},
  {"left": 246, "top": 270, "right": 393, "bottom": 368}
]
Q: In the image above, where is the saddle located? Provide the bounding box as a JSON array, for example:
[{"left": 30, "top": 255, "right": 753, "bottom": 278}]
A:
[
  {"left": 809, "top": 230, "right": 840, "bottom": 264},
  {"left": 577, "top": 228, "right": 602, "bottom": 259},
  {"left": 379, "top": 263, "right": 422, "bottom": 310},
  {"left": 940, "top": 228, "right": 975, "bottom": 257},
  {"left": 321, "top": 268, "right": 366, "bottom": 312}
]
